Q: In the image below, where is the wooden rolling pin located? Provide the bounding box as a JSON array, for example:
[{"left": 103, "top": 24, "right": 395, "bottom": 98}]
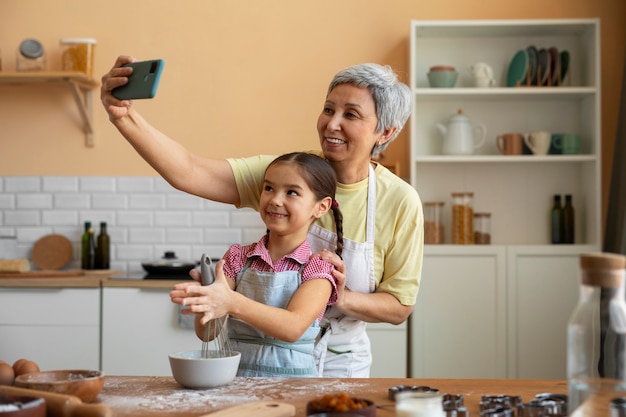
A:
[{"left": 0, "top": 385, "right": 111, "bottom": 417}]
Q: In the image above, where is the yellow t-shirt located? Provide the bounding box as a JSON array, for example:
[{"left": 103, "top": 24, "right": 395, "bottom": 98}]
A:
[{"left": 227, "top": 153, "right": 423, "bottom": 306}]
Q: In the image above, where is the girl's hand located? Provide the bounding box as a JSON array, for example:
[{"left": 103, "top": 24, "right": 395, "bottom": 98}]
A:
[
  {"left": 100, "top": 55, "right": 136, "bottom": 120},
  {"left": 170, "top": 260, "right": 235, "bottom": 325}
]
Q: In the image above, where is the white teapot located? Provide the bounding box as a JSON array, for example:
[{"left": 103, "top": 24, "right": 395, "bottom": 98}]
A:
[
  {"left": 436, "top": 109, "right": 487, "bottom": 155},
  {"left": 469, "top": 62, "right": 495, "bottom": 87}
]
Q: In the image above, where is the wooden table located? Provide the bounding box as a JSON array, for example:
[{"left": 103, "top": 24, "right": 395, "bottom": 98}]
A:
[{"left": 97, "top": 376, "right": 571, "bottom": 416}]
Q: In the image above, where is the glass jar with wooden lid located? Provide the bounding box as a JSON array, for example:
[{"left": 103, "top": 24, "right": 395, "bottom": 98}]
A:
[{"left": 451, "top": 192, "right": 474, "bottom": 244}]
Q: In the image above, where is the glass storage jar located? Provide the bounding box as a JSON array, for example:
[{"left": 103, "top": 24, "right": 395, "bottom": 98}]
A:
[
  {"left": 424, "top": 201, "right": 445, "bottom": 244},
  {"left": 16, "top": 39, "right": 45, "bottom": 71},
  {"left": 474, "top": 212, "right": 491, "bottom": 244},
  {"left": 60, "top": 38, "right": 96, "bottom": 76},
  {"left": 451, "top": 192, "right": 474, "bottom": 244}
]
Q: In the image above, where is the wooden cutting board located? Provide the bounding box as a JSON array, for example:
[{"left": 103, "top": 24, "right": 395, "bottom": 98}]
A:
[
  {"left": 200, "top": 401, "right": 295, "bottom": 417},
  {"left": 31, "top": 234, "right": 73, "bottom": 270},
  {"left": 0, "top": 269, "right": 84, "bottom": 278}
]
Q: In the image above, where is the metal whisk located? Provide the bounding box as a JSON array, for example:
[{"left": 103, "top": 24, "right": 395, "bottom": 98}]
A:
[{"left": 199, "top": 254, "right": 233, "bottom": 358}]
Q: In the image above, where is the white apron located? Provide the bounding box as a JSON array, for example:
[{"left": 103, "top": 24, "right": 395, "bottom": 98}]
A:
[
  {"left": 228, "top": 260, "right": 320, "bottom": 377},
  {"left": 309, "top": 165, "right": 376, "bottom": 377}
]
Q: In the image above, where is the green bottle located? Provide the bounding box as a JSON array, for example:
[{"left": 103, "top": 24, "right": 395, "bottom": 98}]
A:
[
  {"left": 562, "top": 194, "right": 575, "bottom": 244},
  {"left": 551, "top": 195, "right": 563, "bottom": 244},
  {"left": 81, "top": 221, "right": 96, "bottom": 269},
  {"left": 95, "top": 222, "right": 110, "bottom": 270}
]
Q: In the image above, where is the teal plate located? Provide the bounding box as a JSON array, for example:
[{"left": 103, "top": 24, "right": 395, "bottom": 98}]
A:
[{"left": 507, "top": 49, "right": 528, "bottom": 87}]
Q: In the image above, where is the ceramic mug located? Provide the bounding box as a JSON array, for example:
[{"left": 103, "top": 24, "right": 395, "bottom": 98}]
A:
[
  {"left": 524, "top": 131, "right": 551, "bottom": 155},
  {"left": 552, "top": 133, "right": 581, "bottom": 154},
  {"left": 469, "top": 62, "right": 495, "bottom": 88},
  {"left": 496, "top": 133, "right": 523, "bottom": 155}
]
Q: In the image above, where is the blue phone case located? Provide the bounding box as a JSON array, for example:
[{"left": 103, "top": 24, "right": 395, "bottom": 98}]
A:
[{"left": 112, "top": 59, "right": 164, "bottom": 100}]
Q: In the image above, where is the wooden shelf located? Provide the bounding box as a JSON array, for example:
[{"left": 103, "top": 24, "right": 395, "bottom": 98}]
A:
[{"left": 0, "top": 71, "right": 99, "bottom": 147}]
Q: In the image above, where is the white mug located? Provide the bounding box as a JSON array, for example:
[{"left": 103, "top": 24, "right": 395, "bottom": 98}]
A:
[
  {"left": 470, "top": 62, "right": 495, "bottom": 88},
  {"left": 524, "top": 131, "right": 551, "bottom": 155}
]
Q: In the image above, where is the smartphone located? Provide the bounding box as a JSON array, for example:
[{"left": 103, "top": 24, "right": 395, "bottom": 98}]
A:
[{"left": 112, "top": 59, "right": 164, "bottom": 100}]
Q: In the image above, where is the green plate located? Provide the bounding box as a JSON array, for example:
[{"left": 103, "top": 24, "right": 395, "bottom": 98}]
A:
[{"left": 507, "top": 49, "right": 528, "bottom": 87}]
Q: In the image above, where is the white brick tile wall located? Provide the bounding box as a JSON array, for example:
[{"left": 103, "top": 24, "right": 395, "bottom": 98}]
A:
[
  {"left": 117, "top": 177, "right": 155, "bottom": 192},
  {"left": 166, "top": 228, "right": 204, "bottom": 244},
  {"left": 5, "top": 177, "right": 40, "bottom": 192},
  {"left": 54, "top": 193, "right": 90, "bottom": 209},
  {"left": 0, "top": 176, "right": 266, "bottom": 275},
  {"left": 17, "top": 194, "right": 52, "bottom": 209},
  {"left": 41, "top": 210, "right": 79, "bottom": 226},
  {"left": 155, "top": 211, "right": 191, "bottom": 226},
  {"left": 129, "top": 228, "right": 165, "bottom": 243},
  {"left": 129, "top": 194, "right": 165, "bottom": 209},
  {"left": 192, "top": 211, "right": 230, "bottom": 226},
  {"left": 80, "top": 177, "right": 116, "bottom": 192},
  {"left": 92, "top": 194, "right": 128, "bottom": 209},
  {"left": 43, "top": 177, "right": 79, "bottom": 192},
  {"left": 0, "top": 194, "right": 15, "bottom": 209},
  {"left": 5, "top": 210, "right": 40, "bottom": 225}
]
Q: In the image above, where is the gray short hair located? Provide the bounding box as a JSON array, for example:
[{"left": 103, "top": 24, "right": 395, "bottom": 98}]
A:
[{"left": 327, "top": 63, "right": 413, "bottom": 157}]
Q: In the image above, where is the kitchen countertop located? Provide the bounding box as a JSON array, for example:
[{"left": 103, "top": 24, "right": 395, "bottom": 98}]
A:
[
  {"left": 0, "top": 270, "right": 113, "bottom": 288},
  {"left": 96, "top": 376, "right": 574, "bottom": 417},
  {"left": 0, "top": 271, "right": 191, "bottom": 289}
]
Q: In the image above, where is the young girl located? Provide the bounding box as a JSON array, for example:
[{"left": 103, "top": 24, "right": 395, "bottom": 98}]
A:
[{"left": 170, "top": 152, "right": 344, "bottom": 377}]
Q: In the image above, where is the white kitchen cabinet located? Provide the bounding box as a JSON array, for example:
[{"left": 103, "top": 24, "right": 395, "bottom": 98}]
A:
[
  {"left": 411, "top": 245, "right": 593, "bottom": 379},
  {"left": 101, "top": 287, "right": 199, "bottom": 376},
  {"left": 506, "top": 245, "right": 596, "bottom": 379},
  {"left": 410, "top": 246, "right": 507, "bottom": 378},
  {"left": 0, "top": 288, "right": 100, "bottom": 370},
  {"left": 368, "top": 322, "right": 407, "bottom": 377}
]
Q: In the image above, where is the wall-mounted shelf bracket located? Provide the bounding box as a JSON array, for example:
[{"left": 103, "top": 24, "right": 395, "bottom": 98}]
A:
[{"left": 0, "top": 72, "right": 99, "bottom": 147}]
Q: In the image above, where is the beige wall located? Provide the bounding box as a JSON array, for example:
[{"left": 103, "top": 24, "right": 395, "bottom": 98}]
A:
[{"left": 1, "top": 0, "right": 624, "bottom": 215}]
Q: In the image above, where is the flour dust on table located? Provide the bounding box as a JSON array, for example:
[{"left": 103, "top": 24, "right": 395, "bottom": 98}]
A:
[{"left": 100, "top": 376, "right": 370, "bottom": 412}]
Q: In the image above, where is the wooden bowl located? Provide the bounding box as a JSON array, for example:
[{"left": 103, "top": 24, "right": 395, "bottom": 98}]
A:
[
  {"left": 0, "top": 396, "right": 45, "bottom": 417},
  {"left": 306, "top": 393, "right": 376, "bottom": 417},
  {"left": 14, "top": 370, "right": 104, "bottom": 403}
]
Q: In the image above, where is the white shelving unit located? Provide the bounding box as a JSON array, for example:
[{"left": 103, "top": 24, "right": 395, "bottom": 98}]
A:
[
  {"left": 408, "top": 19, "right": 602, "bottom": 379},
  {"left": 409, "top": 18, "right": 601, "bottom": 246}
]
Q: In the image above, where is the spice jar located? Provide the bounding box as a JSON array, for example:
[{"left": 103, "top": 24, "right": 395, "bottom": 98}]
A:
[
  {"left": 423, "top": 201, "right": 445, "bottom": 244},
  {"left": 60, "top": 38, "right": 96, "bottom": 76},
  {"left": 474, "top": 212, "right": 491, "bottom": 244},
  {"left": 451, "top": 192, "right": 474, "bottom": 244}
]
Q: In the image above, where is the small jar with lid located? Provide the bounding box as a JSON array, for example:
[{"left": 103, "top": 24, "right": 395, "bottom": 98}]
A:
[
  {"left": 16, "top": 39, "right": 46, "bottom": 71},
  {"left": 423, "top": 201, "right": 445, "bottom": 244},
  {"left": 451, "top": 192, "right": 474, "bottom": 244},
  {"left": 60, "top": 38, "right": 96, "bottom": 76},
  {"left": 474, "top": 212, "right": 491, "bottom": 244}
]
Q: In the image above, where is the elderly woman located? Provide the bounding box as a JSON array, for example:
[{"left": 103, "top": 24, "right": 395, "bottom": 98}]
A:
[{"left": 100, "top": 58, "right": 423, "bottom": 377}]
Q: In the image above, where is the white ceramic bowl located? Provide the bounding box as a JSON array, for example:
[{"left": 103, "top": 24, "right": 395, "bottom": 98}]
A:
[{"left": 168, "top": 350, "right": 241, "bottom": 389}]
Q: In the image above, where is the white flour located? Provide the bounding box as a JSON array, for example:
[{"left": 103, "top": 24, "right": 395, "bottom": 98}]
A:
[{"left": 100, "top": 376, "right": 370, "bottom": 413}]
